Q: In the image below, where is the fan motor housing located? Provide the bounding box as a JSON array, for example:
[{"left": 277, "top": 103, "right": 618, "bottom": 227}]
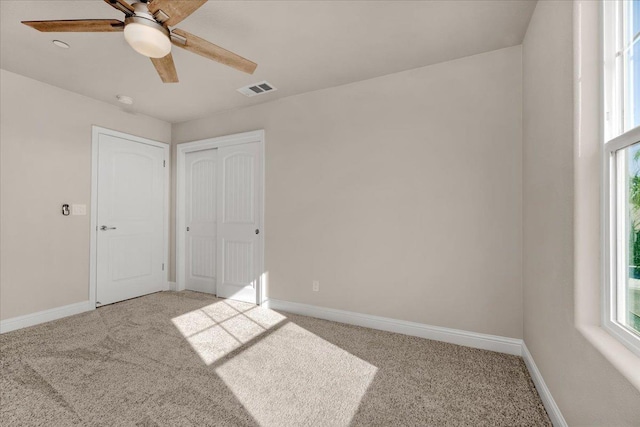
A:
[{"left": 124, "top": 16, "right": 169, "bottom": 37}]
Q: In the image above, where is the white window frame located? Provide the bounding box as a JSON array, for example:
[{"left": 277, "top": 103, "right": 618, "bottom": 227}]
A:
[{"left": 603, "top": 0, "right": 640, "bottom": 357}]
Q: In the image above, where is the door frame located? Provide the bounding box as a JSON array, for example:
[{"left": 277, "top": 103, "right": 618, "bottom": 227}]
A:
[
  {"left": 89, "top": 126, "right": 171, "bottom": 308},
  {"left": 176, "top": 130, "right": 265, "bottom": 304}
]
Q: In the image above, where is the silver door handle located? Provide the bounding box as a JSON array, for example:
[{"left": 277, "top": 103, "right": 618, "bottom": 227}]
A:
[{"left": 100, "top": 225, "right": 117, "bottom": 231}]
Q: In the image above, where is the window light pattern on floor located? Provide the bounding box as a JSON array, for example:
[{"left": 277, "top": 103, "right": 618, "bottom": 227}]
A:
[
  {"left": 214, "top": 321, "right": 378, "bottom": 427},
  {"left": 171, "top": 299, "right": 285, "bottom": 365},
  {"left": 171, "top": 297, "right": 379, "bottom": 426}
]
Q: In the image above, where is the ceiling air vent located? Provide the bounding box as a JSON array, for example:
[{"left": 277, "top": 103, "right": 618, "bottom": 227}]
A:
[{"left": 237, "top": 81, "right": 277, "bottom": 97}]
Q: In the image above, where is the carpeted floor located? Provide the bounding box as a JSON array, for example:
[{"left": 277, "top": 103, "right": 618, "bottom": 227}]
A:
[{"left": 0, "top": 291, "right": 551, "bottom": 426}]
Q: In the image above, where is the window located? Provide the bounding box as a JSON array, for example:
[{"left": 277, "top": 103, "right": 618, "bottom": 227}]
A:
[{"left": 604, "top": 0, "right": 640, "bottom": 356}]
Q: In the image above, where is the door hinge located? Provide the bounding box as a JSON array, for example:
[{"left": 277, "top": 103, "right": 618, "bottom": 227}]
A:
[
  {"left": 163, "top": 160, "right": 166, "bottom": 167},
  {"left": 162, "top": 263, "right": 165, "bottom": 271}
]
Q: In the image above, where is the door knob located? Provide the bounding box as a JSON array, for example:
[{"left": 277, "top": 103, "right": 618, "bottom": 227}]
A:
[{"left": 100, "top": 225, "right": 117, "bottom": 231}]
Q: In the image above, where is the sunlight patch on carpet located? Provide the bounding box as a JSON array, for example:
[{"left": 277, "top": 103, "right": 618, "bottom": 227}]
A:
[
  {"left": 214, "top": 322, "right": 378, "bottom": 427},
  {"left": 172, "top": 300, "right": 286, "bottom": 365}
]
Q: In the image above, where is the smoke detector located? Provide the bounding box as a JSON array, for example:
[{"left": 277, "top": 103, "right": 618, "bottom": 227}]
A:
[{"left": 116, "top": 94, "right": 134, "bottom": 105}]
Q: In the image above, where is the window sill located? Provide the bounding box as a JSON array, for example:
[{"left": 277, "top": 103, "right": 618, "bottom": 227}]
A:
[{"left": 577, "top": 324, "right": 640, "bottom": 392}]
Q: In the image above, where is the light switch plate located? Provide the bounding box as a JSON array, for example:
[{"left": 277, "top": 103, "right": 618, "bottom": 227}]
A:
[{"left": 71, "top": 204, "right": 87, "bottom": 215}]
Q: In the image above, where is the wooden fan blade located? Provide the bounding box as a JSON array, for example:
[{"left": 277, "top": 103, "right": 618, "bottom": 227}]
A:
[
  {"left": 148, "top": 0, "right": 207, "bottom": 27},
  {"left": 171, "top": 28, "right": 257, "bottom": 74},
  {"left": 103, "top": 0, "right": 134, "bottom": 16},
  {"left": 22, "top": 19, "right": 124, "bottom": 32},
  {"left": 150, "top": 53, "right": 179, "bottom": 83}
]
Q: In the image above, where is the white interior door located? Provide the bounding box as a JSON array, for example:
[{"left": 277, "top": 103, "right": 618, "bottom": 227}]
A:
[
  {"left": 185, "top": 149, "right": 217, "bottom": 294},
  {"left": 216, "top": 141, "right": 261, "bottom": 303},
  {"left": 96, "top": 133, "right": 166, "bottom": 305}
]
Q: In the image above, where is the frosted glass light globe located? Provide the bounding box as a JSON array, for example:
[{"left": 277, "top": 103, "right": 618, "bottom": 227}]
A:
[{"left": 124, "top": 22, "right": 171, "bottom": 58}]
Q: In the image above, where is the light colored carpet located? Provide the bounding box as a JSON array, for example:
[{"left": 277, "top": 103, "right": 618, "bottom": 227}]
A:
[{"left": 0, "top": 291, "right": 550, "bottom": 426}]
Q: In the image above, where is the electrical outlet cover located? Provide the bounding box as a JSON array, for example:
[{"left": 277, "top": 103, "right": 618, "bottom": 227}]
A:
[{"left": 71, "top": 204, "right": 87, "bottom": 215}]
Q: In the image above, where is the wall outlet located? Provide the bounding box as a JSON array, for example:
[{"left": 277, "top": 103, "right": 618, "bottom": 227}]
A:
[{"left": 312, "top": 280, "right": 320, "bottom": 292}]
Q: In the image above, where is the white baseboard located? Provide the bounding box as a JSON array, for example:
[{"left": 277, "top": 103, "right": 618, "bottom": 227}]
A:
[
  {"left": 0, "top": 301, "right": 94, "bottom": 334},
  {"left": 264, "top": 298, "right": 523, "bottom": 356},
  {"left": 168, "top": 281, "right": 177, "bottom": 291},
  {"left": 265, "top": 298, "right": 566, "bottom": 425},
  {"left": 0, "top": 295, "right": 565, "bottom": 426},
  {"left": 522, "top": 343, "right": 568, "bottom": 427}
]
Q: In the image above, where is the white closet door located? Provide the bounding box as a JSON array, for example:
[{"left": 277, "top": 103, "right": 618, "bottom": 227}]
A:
[
  {"left": 185, "top": 149, "right": 217, "bottom": 294},
  {"left": 216, "top": 141, "right": 261, "bottom": 303},
  {"left": 96, "top": 134, "right": 166, "bottom": 306}
]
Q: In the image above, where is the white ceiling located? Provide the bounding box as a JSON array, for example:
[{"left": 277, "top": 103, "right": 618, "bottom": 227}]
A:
[{"left": 0, "top": 1, "right": 537, "bottom": 123}]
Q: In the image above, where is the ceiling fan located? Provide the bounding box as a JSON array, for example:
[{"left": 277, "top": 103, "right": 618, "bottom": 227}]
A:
[{"left": 21, "top": 0, "right": 257, "bottom": 83}]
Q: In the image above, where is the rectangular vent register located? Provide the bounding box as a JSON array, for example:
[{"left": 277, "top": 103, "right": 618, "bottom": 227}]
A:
[{"left": 237, "top": 81, "right": 277, "bottom": 97}]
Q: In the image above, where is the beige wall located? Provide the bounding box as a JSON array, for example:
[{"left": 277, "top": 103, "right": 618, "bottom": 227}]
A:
[
  {"left": 0, "top": 69, "right": 171, "bottom": 320},
  {"left": 173, "top": 46, "right": 524, "bottom": 339},
  {"left": 522, "top": 1, "right": 640, "bottom": 425}
]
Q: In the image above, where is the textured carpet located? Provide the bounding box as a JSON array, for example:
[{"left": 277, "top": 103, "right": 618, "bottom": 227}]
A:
[{"left": 0, "top": 291, "right": 551, "bottom": 426}]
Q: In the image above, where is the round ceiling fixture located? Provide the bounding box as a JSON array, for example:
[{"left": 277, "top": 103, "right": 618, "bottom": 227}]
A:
[
  {"left": 52, "top": 40, "right": 69, "bottom": 49},
  {"left": 116, "top": 95, "right": 134, "bottom": 105},
  {"left": 123, "top": 3, "right": 171, "bottom": 59}
]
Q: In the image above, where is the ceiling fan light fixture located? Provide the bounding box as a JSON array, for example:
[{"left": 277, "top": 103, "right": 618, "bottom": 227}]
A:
[
  {"left": 22, "top": 0, "right": 258, "bottom": 84},
  {"left": 123, "top": 17, "right": 171, "bottom": 59}
]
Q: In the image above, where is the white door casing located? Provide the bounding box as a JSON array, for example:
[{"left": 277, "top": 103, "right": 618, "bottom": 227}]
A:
[
  {"left": 185, "top": 149, "right": 217, "bottom": 294},
  {"left": 216, "top": 141, "right": 261, "bottom": 303},
  {"left": 90, "top": 127, "right": 169, "bottom": 307}
]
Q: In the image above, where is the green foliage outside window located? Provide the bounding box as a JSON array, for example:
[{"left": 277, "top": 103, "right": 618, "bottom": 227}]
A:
[{"left": 627, "top": 152, "right": 640, "bottom": 333}]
